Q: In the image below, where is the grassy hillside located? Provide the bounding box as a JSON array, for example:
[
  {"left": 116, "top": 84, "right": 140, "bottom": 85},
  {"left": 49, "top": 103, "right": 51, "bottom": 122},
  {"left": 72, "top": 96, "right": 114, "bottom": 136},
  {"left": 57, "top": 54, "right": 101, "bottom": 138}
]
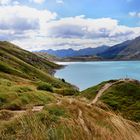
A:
[
  {"left": 0, "top": 41, "right": 78, "bottom": 91},
  {"left": 1, "top": 94, "right": 140, "bottom": 140},
  {"left": 35, "top": 52, "right": 62, "bottom": 62},
  {"left": 0, "top": 42, "right": 140, "bottom": 139},
  {"left": 100, "top": 80, "right": 140, "bottom": 122},
  {"left": 0, "top": 78, "right": 57, "bottom": 110},
  {"left": 80, "top": 79, "right": 140, "bottom": 122},
  {"left": 80, "top": 80, "right": 116, "bottom": 100}
]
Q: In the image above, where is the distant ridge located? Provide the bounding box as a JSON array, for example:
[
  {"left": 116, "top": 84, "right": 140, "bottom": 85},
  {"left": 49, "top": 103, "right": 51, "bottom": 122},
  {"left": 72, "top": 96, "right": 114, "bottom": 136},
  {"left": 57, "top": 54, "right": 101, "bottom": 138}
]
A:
[
  {"left": 99, "top": 36, "right": 140, "bottom": 60},
  {"left": 37, "top": 35, "right": 140, "bottom": 61},
  {"left": 39, "top": 45, "right": 109, "bottom": 58}
]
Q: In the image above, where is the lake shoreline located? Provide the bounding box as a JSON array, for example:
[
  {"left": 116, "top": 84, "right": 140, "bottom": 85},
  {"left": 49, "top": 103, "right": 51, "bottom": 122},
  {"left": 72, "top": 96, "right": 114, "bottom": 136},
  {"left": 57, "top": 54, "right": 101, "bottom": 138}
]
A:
[{"left": 54, "top": 61, "right": 140, "bottom": 90}]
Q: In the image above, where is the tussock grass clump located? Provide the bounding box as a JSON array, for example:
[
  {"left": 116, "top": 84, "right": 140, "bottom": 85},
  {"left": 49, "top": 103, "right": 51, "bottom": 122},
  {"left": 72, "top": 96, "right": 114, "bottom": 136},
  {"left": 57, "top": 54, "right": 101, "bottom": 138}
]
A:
[{"left": 37, "top": 82, "right": 53, "bottom": 92}]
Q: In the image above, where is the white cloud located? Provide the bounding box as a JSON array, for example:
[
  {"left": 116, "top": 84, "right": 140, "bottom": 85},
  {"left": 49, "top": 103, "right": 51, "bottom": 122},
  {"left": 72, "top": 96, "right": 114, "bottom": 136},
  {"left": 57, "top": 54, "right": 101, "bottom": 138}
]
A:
[
  {"left": 0, "top": 5, "right": 57, "bottom": 40},
  {"left": 13, "top": 1, "right": 20, "bottom": 5},
  {"left": 12, "top": 16, "right": 140, "bottom": 51},
  {"left": 129, "top": 11, "right": 140, "bottom": 17},
  {"left": 0, "top": 5, "right": 140, "bottom": 51},
  {"left": 46, "top": 16, "right": 140, "bottom": 40},
  {"left": 30, "top": 0, "right": 45, "bottom": 4},
  {"left": 129, "top": 12, "right": 137, "bottom": 17},
  {"left": 0, "top": 0, "right": 11, "bottom": 5},
  {"left": 56, "top": 0, "right": 64, "bottom": 4}
]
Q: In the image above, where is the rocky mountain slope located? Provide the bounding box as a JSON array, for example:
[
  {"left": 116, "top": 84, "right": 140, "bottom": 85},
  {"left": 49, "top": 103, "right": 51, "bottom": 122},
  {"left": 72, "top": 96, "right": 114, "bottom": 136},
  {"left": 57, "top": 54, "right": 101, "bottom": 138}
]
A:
[{"left": 99, "top": 36, "right": 140, "bottom": 60}]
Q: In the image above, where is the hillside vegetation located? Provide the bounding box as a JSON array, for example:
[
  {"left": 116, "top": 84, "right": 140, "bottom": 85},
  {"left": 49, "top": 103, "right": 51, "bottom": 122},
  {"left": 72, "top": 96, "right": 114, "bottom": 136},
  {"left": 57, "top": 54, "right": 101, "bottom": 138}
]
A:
[
  {"left": 0, "top": 42, "right": 140, "bottom": 139},
  {"left": 100, "top": 80, "right": 140, "bottom": 122},
  {"left": 0, "top": 41, "right": 77, "bottom": 91},
  {"left": 80, "top": 79, "right": 140, "bottom": 122}
]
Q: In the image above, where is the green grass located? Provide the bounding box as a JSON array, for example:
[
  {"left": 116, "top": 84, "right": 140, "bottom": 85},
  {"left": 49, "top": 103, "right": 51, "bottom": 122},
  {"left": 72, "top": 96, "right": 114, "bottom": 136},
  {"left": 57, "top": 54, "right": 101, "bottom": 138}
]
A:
[
  {"left": 54, "top": 88, "right": 79, "bottom": 96},
  {"left": 0, "top": 41, "right": 76, "bottom": 90},
  {"left": 0, "top": 78, "right": 55, "bottom": 110},
  {"left": 100, "top": 81, "right": 140, "bottom": 121},
  {"left": 37, "top": 82, "right": 53, "bottom": 92},
  {"left": 80, "top": 81, "right": 110, "bottom": 100}
]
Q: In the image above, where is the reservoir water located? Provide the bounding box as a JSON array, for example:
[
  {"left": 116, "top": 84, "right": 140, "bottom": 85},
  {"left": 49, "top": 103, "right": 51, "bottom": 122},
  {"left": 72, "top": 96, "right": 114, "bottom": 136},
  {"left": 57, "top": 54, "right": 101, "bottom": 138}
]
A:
[{"left": 55, "top": 61, "right": 140, "bottom": 90}]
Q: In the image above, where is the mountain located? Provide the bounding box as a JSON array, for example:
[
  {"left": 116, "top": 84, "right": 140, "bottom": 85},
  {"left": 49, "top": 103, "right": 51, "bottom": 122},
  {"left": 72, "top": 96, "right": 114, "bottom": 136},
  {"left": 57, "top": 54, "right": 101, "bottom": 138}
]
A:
[
  {"left": 98, "top": 41, "right": 132, "bottom": 59},
  {"left": 99, "top": 36, "right": 140, "bottom": 60},
  {"left": 39, "top": 45, "right": 109, "bottom": 58},
  {"left": 39, "top": 36, "right": 140, "bottom": 60},
  {"left": 118, "top": 36, "right": 140, "bottom": 60}
]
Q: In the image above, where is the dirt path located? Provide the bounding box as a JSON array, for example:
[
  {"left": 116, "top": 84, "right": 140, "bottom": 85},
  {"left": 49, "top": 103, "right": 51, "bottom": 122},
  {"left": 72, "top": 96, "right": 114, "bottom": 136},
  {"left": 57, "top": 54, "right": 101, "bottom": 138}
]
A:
[
  {"left": 4, "top": 98, "right": 64, "bottom": 118},
  {"left": 32, "top": 106, "right": 44, "bottom": 112},
  {"left": 78, "top": 109, "right": 89, "bottom": 134},
  {"left": 89, "top": 79, "right": 133, "bottom": 105},
  {"left": 90, "top": 83, "right": 113, "bottom": 105}
]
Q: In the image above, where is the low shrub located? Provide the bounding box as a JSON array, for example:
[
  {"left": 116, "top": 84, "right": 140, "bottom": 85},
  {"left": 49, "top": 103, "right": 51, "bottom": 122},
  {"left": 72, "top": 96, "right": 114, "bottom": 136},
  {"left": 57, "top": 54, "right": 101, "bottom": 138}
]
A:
[{"left": 37, "top": 82, "right": 53, "bottom": 92}]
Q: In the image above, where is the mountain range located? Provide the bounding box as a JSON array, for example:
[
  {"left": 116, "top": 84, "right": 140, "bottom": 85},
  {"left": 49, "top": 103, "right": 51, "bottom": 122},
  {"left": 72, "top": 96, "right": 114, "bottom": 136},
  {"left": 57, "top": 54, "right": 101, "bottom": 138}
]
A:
[
  {"left": 38, "top": 36, "right": 140, "bottom": 61},
  {"left": 39, "top": 45, "right": 109, "bottom": 58}
]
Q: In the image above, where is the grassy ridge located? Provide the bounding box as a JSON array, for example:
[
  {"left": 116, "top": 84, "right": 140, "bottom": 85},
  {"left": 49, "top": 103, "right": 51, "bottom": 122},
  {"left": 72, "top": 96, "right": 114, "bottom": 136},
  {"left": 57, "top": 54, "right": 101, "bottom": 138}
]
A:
[
  {"left": 80, "top": 79, "right": 140, "bottom": 122},
  {"left": 0, "top": 41, "right": 77, "bottom": 90},
  {"left": 80, "top": 80, "right": 117, "bottom": 100},
  {"left": 100, "top": 80, "right": 140, "bottom": 121}
]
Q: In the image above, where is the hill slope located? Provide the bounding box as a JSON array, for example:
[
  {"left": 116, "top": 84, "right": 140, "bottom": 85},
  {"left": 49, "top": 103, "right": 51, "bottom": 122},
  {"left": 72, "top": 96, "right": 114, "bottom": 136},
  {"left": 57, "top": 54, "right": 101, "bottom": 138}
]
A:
[
  {"left": 80, "top": 79, "right": 140, "bottom": 122},
  {"left": 0, "top": 41, "right": 70, "bottom": 87},
  {"left": 0, "top": 42, "right": 140, "bottom": 139}
]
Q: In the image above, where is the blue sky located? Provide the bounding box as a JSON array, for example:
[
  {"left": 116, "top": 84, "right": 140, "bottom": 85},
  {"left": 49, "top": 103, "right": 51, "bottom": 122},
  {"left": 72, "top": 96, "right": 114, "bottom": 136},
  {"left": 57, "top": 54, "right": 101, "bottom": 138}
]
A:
[
  {"left": 0, "top": 0, "right": 140, "bottom": 50},
  {"left": 26, "top": 0, "right": 140, "bottom": 27}
]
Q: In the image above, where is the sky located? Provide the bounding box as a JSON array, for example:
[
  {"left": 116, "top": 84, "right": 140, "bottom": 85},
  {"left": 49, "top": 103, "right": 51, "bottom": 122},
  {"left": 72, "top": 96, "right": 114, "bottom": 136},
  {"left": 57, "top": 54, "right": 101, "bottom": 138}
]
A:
[{"left": 0, "top": 0, "right": 140, "bottom": 50}]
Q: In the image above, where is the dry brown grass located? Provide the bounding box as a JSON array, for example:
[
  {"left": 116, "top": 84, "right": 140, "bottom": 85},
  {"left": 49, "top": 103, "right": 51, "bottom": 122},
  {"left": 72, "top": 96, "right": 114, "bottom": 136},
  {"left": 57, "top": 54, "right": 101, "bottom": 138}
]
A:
[{"left": 0, "top": 98, "right": 140, "bottom": 140}]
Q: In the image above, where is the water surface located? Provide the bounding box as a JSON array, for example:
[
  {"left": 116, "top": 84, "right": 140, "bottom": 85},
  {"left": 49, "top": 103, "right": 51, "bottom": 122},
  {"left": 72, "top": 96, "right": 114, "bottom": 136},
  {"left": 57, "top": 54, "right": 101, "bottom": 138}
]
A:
[{"left": 55, "top": 61, "right": 140, "bottom": 90}]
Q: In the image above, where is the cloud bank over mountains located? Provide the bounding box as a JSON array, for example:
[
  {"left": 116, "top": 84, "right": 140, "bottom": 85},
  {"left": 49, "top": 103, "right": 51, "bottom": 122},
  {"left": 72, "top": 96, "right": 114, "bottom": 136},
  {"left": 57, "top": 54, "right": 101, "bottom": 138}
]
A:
[{"left": 0, "top": 3, "right": 140, "bottom": 50}]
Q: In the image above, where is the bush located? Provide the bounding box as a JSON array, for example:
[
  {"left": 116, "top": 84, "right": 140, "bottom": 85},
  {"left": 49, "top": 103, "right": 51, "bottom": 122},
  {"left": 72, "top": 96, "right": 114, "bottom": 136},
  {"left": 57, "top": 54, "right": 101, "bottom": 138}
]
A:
[
  {"left": 37, "top": 82, "right": 53, "bottom": 92},
  {"left": 62, "top": 79, "right": 65, "bottom": 83}
]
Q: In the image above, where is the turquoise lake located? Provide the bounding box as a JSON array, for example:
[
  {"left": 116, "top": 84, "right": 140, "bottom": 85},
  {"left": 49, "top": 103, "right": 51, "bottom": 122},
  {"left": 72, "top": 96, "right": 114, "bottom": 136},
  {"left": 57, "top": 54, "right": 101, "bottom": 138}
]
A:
[{"left": 55, "top": 61, "right": 140, "bottom": 90}]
